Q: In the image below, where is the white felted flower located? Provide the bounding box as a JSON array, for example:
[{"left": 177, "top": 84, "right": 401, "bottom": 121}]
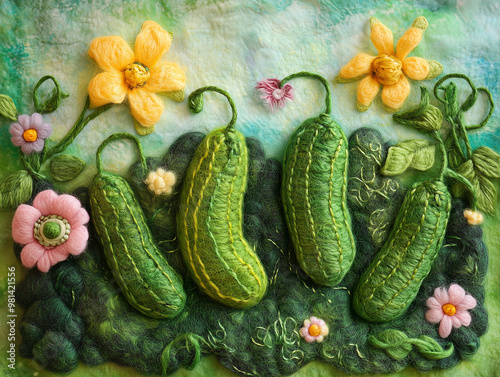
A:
[{"left": 144, "top": 168, "right": 176, "bottom": 195}]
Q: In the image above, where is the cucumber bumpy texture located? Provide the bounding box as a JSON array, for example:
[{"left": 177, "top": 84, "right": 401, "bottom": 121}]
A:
[
  {"left": 353, "top": 179, "right": 452, "bottom": 322},
  {"left": 282, "top": 114, "right": 356, "bottom": 286},
  {"left": 90, "top": 171, "right": 186, "bottom": 318},
  {"left": 177, "top": 127, "right": 268, "bottom": 308}
]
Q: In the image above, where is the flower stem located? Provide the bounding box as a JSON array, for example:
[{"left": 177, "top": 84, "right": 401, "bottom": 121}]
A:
[
  {"left": 95, "top": 133, "right": 147, "bottom": 174},
  {"left": 44, "top": 97, "right": 113, "bottom": 161},
  {"left": 280, "top": 71, "right": 332, "bottom": 115},
  {"left": 187, "top": 86, "right": 237, "bottom": 132},
  {"left": 432, "top": 131, "right": 448, "bottom": 181}
]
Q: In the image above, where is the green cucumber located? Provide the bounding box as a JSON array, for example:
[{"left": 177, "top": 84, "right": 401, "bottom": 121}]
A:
[
  {"left": 353, "top": 179, "right": 451, "bottom": 322},
  {"left": 282, "top": 114, "right": 356, "bottom": 286},
  {"left": 177, "top": 87, "right": 268, "bottom": 309},
  {"left": 90, "top": 134, "right": 186, "bottom": 319}
]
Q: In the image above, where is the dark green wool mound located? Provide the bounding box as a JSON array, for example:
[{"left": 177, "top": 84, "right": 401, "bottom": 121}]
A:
[
  {"left": 347, "top": 127, "right": 404, "bottom": 249},
  {"left": 15, "top": 130, "right": 488, "bottom": 376},
  {"left": 354, "top": 179, "right": 452, "bottom": 322},
  {"left": 90, "top": 171, "right": 186, "bottom": 318},
  {"left": 282, "top": 114, "right": 355, "bottom": 286},
  {"left": 177, "top": 127, "right": 268, "bottom": 309},
  {"left": 129, "top": 132, "right": 205, "bottom": 260}
]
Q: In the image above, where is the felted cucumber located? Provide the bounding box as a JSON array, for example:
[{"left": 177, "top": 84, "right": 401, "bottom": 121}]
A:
[
  {"left": 353, "top": 179, "right": 451, "bottom": 322},
  {"left": 90, "top": 133, "right": 186, "bottom": 319},
  {"left": 178, "top": 87, "right": 268, "bottom": 309},
  {"left": 281, "top": 72, "right": 356, "bottom": 286}
]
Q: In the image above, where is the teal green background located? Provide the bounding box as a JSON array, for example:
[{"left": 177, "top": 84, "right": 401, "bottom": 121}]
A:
[{"left": 0, "top": 0, "right": 499, "bottom": 376}]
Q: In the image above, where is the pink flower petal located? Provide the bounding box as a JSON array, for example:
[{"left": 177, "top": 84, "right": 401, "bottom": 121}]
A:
[
  {"left": 457, "top": 294, "right": 477, "bottom": 311},
  {"left": 36, "top": 123, "right": 52, "bottom": 139},
  {"left": 57, "top": 226, "right": 89, "bottom": 256},
  {"left": 36, "top": 253, "right": 51, "bottom": 273},
  {"left": 17, "top": 115, "right": 31, "bottom": 130},
  {"left": 12, "top": 205, "right": 41, "bottom": 244},
  {"left": 30, "top": 113, "right": 44, "bottom": 127},
  {"left": 20, "top": 242, "right": 46, "bottom": 269},
  {"left": 9, "top": 123, "right": 24, "bottom": 137},
  {"left": 433, "top": 287, "right": 449, "bottom": 305},
  {"left": 454, "top": 310, "right": 472, "bottom": 326},
  {"left": 310, "top": 316, "right": 319, "bottom": 324},
  {"left": 439, "top": 315, "right": 453, "bottom": 338},
  {"left": 33, "top": 190, "right": 58, "bottom": 216},
  {"left": 450, "top": 314, "right": 463, "bottom": 329},
  {"left": 299, "top": 327, "right": 309, "bottom": 337},
  {"left": 426, "top": 308, "right": 444, "bottom": 324},
  {"left": 426, "top": 296, "right": 442, "bottom": 310},
  {"left": 51, "top": 194, "right": 84, "bottom": 221},
  {"left": 316, "top": 335, "right": 324, "bottom": 342},
  {"left": 47, "top": 248, "right": 70, "bottom": 265},
  {"left": 25, "top": 138, "right": 45, "bottom": 153},
  {"left": 71, "top": 208, "right": 90, "bottom": 228},
  {"left": 448, "top": 284, "right": 466, "bottom": 305},
  {"left": 11, "top": 135, "right": 25, "bottom": 146},
  {"left": 303, "top": 334, "right": 315, "bottom": 343},
  {"left": 303, "top": 319, "right": 311, "bottom": 327}
]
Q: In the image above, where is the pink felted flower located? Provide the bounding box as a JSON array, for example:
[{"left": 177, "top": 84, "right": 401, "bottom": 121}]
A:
[
  {"left": 299, "top": 316, "right": 329, "bottom": 343},
  {"left": 425, "top": 284, "right": 477, "bottom": 338},
  {"left": 9, "top": 113, "right": 52, "bottom": 154},
  {"left": 256, "top": 78, "right": 293, "bottom": 110},
  {"left": 12, "top": 190, "right": 90, "bottom": 273}
]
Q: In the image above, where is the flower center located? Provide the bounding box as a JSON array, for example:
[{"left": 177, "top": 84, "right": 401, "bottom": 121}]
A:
[
  {"left": 372, "top": 54, "right": 402, "bottom": 86},
  {"left": 124, "top": 62, "right": 150, "bottom": 89},
  {"left": 272, "top": 88, "right": 285, "bottom": 100},
  {"left": 442, "top": 303, "right": 456, "bottom": 316},
  {"left": 308, "top": 324, "right": 321, "bottom": 337},
  {"left": 34, "top": 215, "right": 71, "bottom": 248},
  {"left": 23, "top": 129, "right": 38, "bottom": 142}
]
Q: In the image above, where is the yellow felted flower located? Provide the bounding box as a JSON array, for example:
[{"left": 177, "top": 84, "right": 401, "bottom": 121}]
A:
[
  {"left": 88, "top": 21, "right": 186, "bottom": 130},
  {"left": 336, "top": 17, "right": 442, "bottom": 112}
]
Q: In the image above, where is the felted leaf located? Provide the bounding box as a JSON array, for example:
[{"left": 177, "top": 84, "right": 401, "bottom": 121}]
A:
[
  {"left": 0, "top": 94, "right": 17, "bottom": 121},
  {"left": 159, "top": 89, "right": 185, "bottom": 102},
  {"left": 472, "top": 147, "right": 500, "bottom": 178},
  {"left": 0, "top": 170, "right": 33, "bottom": 209},
  {"left": 393, "top": 87, "right": 443, "bottom": 132},
  {"left": 454, "top": 159, "right": 497, "bottom": 214},
  {"left": 381, "top": 139, "right": 435, "bottom": 176},
  {"left": 134, "top": 119, "right": 155, "bottom": 136},
  {"left": 49, "top": 155, "right": 86, "bottom": 182}
]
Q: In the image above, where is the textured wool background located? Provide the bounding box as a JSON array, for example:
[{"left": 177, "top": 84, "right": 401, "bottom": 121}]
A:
[{"left": 0, "top": 0, "right": 499, "bottom": 376}]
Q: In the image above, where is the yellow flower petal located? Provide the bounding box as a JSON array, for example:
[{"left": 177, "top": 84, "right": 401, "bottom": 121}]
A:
[
  {"left": 144, "top": 62, "right": 186, "bottom": 93},
  {"left": 134, "top": 21, "right": 172, "bottom": 68},
  {"left": 339, "top": 53, "right": 376, "bottom": 80},
  {"left": 128, "top": 88, "right": 164, "bottom": 127},
  {"left": 396, "top": 17, "right": 428, "bottom": 60},
  {"left": 370, "top": 17, "right": 394, "bottom": 55},
  {"left": 357, "top": 74, "right": 381, "bottom": 109},
  {"left": 88, "top": 71, "right": 128, "bottom": 107},
  {"left": 88, "top": 36, "right": 135, "bottom": 71},
  {"left": 381, "top": 74, "right": 410, "bottom": 111},
  {"left": 402, "top": 57, "right": 430, "bottom": 80}
]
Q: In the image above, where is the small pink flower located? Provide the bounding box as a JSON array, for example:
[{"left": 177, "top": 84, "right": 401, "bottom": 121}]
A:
[
  {"left": 256, "top": 78, "right": 293, "bottom": 110},
  {"left": 299, "top": 316, "right": 329, "bottom": 343},
  {"left": 12, "top": 190, "right": 90, "bottom": 273},
  {"left": 9, "top": 113, "right": 52, "bottom": 154},
  {"left": 425, "top": 284, "right": 477, "bottom": 338}
]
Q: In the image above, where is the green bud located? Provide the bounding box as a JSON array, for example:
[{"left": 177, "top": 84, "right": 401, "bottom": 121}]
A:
[{"left": 0, "top": 94, "right": 17, "bottom": 121}]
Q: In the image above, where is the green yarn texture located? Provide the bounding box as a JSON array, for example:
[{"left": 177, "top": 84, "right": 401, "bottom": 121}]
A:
[
  {"left": 177, "top": 126, "right": 268, "bottom": 309},
  {"left": 90, "top": 171, "right": 186, "bottom": 319},
  {"left": 353, "top": 179, "right": 452, "bottom": 322},
  {"left": 282, "top": 114, "right": 355, "bottom": 286},
  {"left": 14, "top": 129, "right": 488, "bottom": 375}
]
